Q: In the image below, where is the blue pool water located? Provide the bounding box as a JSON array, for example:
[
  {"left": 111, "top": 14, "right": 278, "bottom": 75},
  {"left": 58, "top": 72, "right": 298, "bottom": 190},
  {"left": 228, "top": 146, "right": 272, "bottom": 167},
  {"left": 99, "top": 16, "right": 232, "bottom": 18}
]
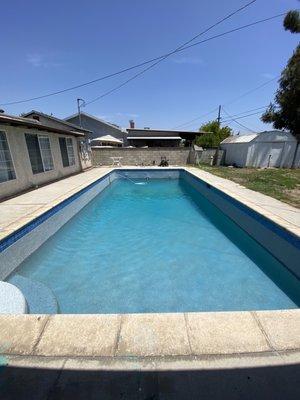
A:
[{"left": 10, "top": 177, "right": 299, "bottom": 313}]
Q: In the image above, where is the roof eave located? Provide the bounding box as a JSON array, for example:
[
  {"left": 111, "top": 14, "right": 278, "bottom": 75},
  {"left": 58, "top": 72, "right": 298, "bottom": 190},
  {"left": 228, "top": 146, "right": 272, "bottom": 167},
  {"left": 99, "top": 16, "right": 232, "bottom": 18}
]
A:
[
  {"left": 0, "top": 116, "right": 85, "bottom": 137},
  {"left": 22, "top": 110, "right": 92, "bottom": 134}
]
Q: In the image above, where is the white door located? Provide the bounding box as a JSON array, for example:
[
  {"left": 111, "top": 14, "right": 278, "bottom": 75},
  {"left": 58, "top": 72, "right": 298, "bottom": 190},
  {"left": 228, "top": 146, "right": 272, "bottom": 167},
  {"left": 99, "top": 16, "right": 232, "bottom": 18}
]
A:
[
  {"left": 249, "top": 143, "right": 284, "bottom": 167},
  {"left": 267, "top": 143, "right": 284, "bottom": 167}
]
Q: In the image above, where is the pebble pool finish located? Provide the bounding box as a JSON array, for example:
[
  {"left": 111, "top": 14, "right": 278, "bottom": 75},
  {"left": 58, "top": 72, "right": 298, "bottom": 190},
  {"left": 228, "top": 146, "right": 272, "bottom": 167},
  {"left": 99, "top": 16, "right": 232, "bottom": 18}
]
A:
[{"left": 8, "top": 177, "right": 300, "bottom": 313}]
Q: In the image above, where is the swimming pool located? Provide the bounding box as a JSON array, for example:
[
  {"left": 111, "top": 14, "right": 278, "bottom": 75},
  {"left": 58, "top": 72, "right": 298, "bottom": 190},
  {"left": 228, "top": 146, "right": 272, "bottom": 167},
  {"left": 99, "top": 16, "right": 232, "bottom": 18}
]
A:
[{"left": 4, "top": 169, "right": 299, "bottom": 313}]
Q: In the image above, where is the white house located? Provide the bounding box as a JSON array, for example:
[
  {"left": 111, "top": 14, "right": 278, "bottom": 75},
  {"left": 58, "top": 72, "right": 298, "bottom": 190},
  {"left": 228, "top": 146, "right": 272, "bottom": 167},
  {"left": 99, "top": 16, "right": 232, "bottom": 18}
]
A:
[
  {"left": 0, "top": 113, "right": 91, "bottom": 200},
  {"left": 220, "top": 130, "right": 299, "bottom": 168}
]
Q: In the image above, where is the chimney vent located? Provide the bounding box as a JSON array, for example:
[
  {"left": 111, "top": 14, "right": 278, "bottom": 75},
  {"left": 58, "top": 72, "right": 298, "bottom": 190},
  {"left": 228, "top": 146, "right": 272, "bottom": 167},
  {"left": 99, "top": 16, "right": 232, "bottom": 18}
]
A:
[{"left": 129, "top": 119, "right": 135, "bottom": 129}]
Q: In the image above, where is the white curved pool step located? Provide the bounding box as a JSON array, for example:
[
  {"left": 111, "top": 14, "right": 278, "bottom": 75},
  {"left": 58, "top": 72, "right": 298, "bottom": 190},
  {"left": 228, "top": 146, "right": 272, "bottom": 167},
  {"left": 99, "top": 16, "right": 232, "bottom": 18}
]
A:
[
  {"left": 0, "top": 281, "right": 27, "bottom": 314},
  {"left": 8, "top": 274, "right": 58, "bottom": 314}
]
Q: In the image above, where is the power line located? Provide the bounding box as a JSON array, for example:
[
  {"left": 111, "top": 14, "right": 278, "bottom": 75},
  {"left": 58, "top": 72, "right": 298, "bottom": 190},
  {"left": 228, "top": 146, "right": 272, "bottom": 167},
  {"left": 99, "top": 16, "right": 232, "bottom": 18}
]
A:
[
  {"left": 224, "top": 76, "right": 279, "bottom": 106},
  {"left": 172, "top": 108, "right": 219, "bottom": 129},
  {"left": 84, "top": 11, "right": 284, "bottom": 106},
  {"left": 222, "top": 110, "right": 264, "bottom": 123},
  {"left": 172, "top": 105, "right": 268, "bottom": 129},
  {"left": 222, "top": 105, "right": 269, "bottom": 118},
  {"left": 0, "top": 10, "right": 287, "bottom": 107},
  {"left": 172, "top": 75, "right": 277, "bottom": 129},
  {"left": 222, "top": 107, "right": 257, "bottom": 132},
  {"left": 84, "top": 0, "right": 257, "bottom": 106}
]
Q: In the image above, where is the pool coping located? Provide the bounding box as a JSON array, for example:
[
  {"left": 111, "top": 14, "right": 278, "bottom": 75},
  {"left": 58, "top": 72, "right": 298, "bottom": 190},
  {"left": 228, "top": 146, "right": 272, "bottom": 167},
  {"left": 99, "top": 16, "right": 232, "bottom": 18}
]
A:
[
  {"left": 0, "top": 166, "right": 299, "bottom": 365},
  {"left": 0, "top": 310, "right": 299, "bottom": 363}
]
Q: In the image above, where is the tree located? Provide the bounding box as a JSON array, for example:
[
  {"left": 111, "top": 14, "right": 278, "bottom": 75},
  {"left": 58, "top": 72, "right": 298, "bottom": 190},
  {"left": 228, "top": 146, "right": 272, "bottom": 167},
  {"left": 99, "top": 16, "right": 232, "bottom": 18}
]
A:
[
  {"left": 284, "top": 10, "right": 300, "bottom": 33},
  {"left": 195, "top": 120, "right": 232, "bottom": 148},
  {"left": 261, "top": 45, "right": 300, "bottom": 134},
  {"left": 261, "top": 10, "right": 300, "bottom": 166}
]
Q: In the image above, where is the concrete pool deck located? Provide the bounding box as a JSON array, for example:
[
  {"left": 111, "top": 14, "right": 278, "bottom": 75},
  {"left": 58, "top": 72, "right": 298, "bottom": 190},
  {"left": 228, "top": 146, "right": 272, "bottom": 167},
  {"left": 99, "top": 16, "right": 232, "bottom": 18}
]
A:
[{"left": 0, "top": 166, "right": 299, "bottom": 371}]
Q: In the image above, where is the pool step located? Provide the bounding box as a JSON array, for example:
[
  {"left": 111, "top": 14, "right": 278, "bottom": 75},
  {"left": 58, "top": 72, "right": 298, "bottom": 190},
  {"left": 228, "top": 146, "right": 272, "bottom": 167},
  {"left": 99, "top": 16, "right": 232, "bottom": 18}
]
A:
[
  {"left": 8, "top": 274, "right": 58, "bottom": 314},
  {"left": 0, "top": 281, "right": 27, "bottom": 314}
]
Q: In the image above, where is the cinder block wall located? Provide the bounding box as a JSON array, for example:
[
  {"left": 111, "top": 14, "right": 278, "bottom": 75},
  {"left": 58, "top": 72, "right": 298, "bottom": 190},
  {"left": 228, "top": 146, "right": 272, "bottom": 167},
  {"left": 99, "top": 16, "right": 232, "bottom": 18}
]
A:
[
  {"left": 197, "top": 149, "right": 225, "bottom": 165},
  {"left": 92, "top": 148, "right": 191, "bottom": 166}
]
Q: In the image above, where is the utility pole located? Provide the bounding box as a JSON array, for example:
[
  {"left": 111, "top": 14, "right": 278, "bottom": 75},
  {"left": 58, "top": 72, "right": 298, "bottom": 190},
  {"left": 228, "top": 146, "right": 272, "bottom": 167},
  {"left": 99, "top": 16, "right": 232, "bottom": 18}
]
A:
[
  {"left": 217, "top": 105, "right": 222, "bottom": 126},
  {"left": 77, "top": 98, "right": 85, "bottom": 128}
]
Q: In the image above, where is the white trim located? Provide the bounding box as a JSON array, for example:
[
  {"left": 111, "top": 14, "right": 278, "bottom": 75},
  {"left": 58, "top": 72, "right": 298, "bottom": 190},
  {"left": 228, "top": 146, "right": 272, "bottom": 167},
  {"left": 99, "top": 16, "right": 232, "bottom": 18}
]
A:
[
  {"left": 0, "top": 129, "right": 17, "bottom": 185},
  {"left": 38, "top": 134, "right": 54, "bottom": 172},
  {"left": 59, "top": 136, "right": 76, "bottom": 168},
  {"left": 25, "top": 132, "right": 54, "bottom": 175},
  {"left": 66, "top": 137, "right": 75, "bottom": 166}
]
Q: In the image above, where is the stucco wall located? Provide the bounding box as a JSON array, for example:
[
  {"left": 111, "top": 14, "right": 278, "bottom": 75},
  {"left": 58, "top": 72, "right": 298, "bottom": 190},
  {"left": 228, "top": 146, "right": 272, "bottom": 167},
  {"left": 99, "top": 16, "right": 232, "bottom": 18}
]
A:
[
  {"left": 0, "top": 124, "right": 81, "bottom": 200},
  {"left": 92, "top": 147, "right": 191, "bottom": 166}
]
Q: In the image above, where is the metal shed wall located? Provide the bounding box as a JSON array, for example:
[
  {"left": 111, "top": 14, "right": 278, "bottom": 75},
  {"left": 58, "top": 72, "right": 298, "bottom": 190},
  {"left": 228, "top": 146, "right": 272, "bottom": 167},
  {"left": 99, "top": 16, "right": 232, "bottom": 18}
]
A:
[
  {"left": 221, "top": 131, "right": 298, "bottom": 168},
  {"left": 221, "top": 142, "right": 249, "bottom": 167}
]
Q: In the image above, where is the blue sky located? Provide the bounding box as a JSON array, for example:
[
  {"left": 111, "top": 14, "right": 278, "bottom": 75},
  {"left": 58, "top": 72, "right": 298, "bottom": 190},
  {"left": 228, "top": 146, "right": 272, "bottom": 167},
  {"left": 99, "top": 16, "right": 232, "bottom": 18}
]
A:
[{"left": 1, "top": 0, "right": 299, "bottom": 132}]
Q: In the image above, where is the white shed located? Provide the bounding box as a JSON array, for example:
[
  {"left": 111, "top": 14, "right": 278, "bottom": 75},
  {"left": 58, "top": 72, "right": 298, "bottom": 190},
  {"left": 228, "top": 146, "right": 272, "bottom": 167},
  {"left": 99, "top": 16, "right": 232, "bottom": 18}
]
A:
[{"left": 220, "top": 130, "right": 299, "bottom": 168}]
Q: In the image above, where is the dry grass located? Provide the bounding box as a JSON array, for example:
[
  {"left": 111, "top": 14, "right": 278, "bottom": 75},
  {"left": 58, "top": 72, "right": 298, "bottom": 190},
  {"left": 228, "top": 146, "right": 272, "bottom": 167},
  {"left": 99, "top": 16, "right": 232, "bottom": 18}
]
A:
[{"left": 197, "top": 165, "right": 300, "bottom": 208}]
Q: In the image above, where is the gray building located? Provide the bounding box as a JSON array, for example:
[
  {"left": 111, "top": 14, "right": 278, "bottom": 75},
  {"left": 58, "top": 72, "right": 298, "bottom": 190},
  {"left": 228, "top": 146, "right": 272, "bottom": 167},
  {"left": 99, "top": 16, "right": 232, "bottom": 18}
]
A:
[
  {"left": 220, "top": 130, "right": 300, "bottom": 168},
  {"left": 65, "top": 112, "right": 125, "bottom": 144},
  {"left": 126, "top": 128, "right": 204, "bottom": 147}
]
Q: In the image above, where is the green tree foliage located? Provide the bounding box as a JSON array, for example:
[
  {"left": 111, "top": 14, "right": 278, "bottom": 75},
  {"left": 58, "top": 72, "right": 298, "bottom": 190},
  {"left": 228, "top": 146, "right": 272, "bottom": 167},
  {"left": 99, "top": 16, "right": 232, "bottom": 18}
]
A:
[
  {"left": 195, "top": 120, "right": 232, "bottom": 148},
  {"left": 261, "top": 45, "right": 300, "bottom": 135},
  {"left": 261, "top": 11, "right": 300, "bottom": 137},
  {"left": 283, "top": 10, "right": 300, "bottom": 33}
]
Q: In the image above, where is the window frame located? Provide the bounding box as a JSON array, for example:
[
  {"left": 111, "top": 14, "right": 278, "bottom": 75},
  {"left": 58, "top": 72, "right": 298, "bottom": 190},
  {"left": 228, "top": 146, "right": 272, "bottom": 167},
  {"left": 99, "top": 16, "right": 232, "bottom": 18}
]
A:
[
  {"left": 0, "top": 129, "right": 17, "bottom": 185},
  {"left": 59, "top": 136, "right": 76, "bottom": 168},
  {"left": 25, "top": 132, "right": 54, "bottom": 175},
  {"left": 38, "top": 134, "right": 54, "bottom": 172},
  {"left": 66, "top": 137, "right": 75, "bottom": 167}
]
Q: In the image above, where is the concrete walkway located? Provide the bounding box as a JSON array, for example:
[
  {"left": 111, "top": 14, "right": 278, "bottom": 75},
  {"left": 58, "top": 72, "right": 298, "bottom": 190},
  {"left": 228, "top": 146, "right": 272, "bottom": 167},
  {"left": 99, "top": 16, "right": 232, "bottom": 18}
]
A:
[{"left": 0, "top": 167, "right": 112, "bottom": 240}]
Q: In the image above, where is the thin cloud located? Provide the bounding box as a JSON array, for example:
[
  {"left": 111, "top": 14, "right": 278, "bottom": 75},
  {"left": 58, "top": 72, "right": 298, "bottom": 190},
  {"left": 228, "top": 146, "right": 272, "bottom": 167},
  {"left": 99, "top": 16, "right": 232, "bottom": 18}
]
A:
[
  {"left": 116, "top": 112, "right": 139, "bottom": 118},
  {"left": 27, "top": 53, "right": 63, "bottom": 68},
  {"left": 261, "top": 72, "right": 275, "bottom": 79},
  {"left": 97, "top": 115, "right": 112, "bottom": 120},
  {"left": 172, "top": 56, "right": 204, "bottom": 65}
]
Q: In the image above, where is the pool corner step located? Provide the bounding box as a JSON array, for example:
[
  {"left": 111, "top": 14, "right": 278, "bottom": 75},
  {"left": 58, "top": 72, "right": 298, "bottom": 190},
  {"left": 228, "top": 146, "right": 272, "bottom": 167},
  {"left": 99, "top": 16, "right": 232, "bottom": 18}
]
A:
[{"left": 9, "top": 275, "right": 58, "bottom": 314}]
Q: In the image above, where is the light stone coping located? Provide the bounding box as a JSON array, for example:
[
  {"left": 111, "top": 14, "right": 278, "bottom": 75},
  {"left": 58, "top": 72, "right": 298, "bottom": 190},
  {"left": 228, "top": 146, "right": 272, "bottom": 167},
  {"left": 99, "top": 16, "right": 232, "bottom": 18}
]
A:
[
  {"left": 35, "top": 315, "right": 121, "bottom": 357},
  {"left": 0, "top": 311, "right": 299, "bottom": 362},
  {"left": 0, "top": 166, "right": 299, "bottom": 365},
  {"left": 116, "top": 313, "right": 191, "bottom": 357}
]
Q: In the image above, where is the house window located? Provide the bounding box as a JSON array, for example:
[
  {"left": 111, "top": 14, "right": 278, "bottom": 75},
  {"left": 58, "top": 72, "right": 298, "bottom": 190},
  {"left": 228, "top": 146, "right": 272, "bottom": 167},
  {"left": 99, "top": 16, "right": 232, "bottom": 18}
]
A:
[
  {"left": 25, "top": 134, "right": 54, "bottom": 174},
  {"left": 59, "top": 137, "right": 75, "bottom": 167},
  {"left": 0, "top": 131, "right": 16, "bottom": 183}
]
